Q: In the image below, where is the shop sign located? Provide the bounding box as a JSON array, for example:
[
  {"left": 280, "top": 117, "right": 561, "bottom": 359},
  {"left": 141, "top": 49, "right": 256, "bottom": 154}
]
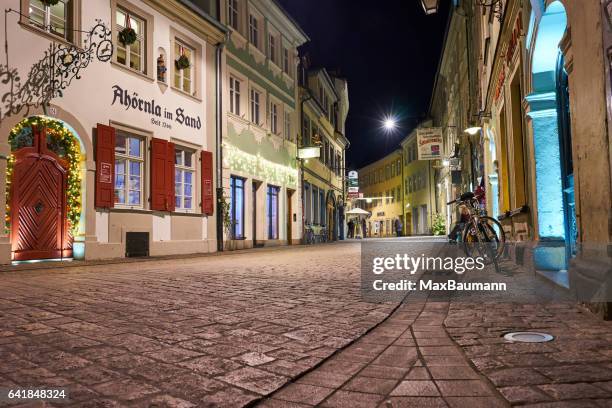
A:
[
  {"left": 347, "top": 170, "right": 359, "bottom": 198},
  {"left": 111, "top": 85, "right": 202, "bottom": 130},
  {"left": 100, "top": 162, "right": 112, "bottom": 183},
  {"left": 417, "top": 128, "right": 443, "bottom": 160},
  {"left": 505, "top": 12, "right": 523, "bottom": 66}
]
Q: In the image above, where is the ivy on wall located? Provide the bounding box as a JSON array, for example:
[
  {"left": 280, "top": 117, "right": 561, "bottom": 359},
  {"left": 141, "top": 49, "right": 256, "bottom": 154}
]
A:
[{"left": 5, "top": 117, "right": 82, "bottom": 234}]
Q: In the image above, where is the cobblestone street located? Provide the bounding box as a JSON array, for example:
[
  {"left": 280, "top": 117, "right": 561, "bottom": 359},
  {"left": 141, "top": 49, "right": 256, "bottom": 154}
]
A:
[{"left": 2, "top": 240, "right": 612, "bottom": 407}]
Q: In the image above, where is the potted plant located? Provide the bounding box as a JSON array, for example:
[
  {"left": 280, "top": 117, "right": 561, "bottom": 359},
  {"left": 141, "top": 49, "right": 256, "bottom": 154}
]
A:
[
  {"left": 175, "top": 54, "right": 190, "bottom": 70},
  {"left": 219, "top": 194, "right": 235, "bottom": 251},
  {"left": 432, "top": 213, "right": 447, "bottom": 236}
]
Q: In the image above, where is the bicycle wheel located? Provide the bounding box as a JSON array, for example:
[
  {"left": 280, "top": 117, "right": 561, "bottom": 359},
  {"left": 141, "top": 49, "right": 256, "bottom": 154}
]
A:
[
  {"left": 462, "top": 222, "right": 497, "bottom": 265},
  {"left": 479, "top": 216, "right": 505, "bottom": 259}
]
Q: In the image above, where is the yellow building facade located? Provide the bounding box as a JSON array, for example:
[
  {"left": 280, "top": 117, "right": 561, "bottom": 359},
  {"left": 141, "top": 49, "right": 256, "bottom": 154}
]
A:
[{"left": 358, "top": 150, "right": 403, "bottom": 237}]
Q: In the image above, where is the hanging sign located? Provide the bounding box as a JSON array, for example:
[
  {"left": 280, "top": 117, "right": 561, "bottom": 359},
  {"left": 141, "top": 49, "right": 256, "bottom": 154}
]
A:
[
  {"left": 348, "top": 170, "right": 359, "bottom": 198},
  {"left": 417, "top": 128, "right": 443, "bottom": 160}
]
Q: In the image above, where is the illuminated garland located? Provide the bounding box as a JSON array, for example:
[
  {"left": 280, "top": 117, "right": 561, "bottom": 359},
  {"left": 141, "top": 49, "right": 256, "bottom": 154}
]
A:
[
  {"left": 6, "top": 117, "right": 82, "bottom": 234},
  {"left": 223, "top": 143, "right": 298, "bottom": 186}
]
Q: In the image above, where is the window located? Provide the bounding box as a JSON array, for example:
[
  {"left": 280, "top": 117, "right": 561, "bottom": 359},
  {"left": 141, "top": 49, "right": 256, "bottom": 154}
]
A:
[
  {"left": 230, "top": 76, "right": 241, "bottom": 115},
  {"left": 284, "top": 111, "right": 292, "bottom": 141},
  {"left": 115, "top": 8, "right": 145, "bottom": 73},
  {"left": 304, "top": 183, "right": 311, "bottom": 224},
  {"left": 302, "top": 116, "right": 311, "bottom": 146},
  {"left": 174, "top": 40, "right": 194, "bottom": 94},
  {"left": 391, "top": 163, "right": 395, "bottom": 178},
  {"left": 175, "top": 148, "right": 194, "bottom": 210},
  {"left": 228, "top": 0, "right": 239, "bottom": 30},
  {"left": 28, "top": 0, "right": 70, "bottom": 40},
  {"left": 268, "top": 34, "right": 277, "bottom": 64},
  {"left": 250, "top": 88, "right": 260, "bottom": 124},
  {"left": 396, "top": 159, "right": 401, "bottom": 175},
  {"left": 267, "top": 185, "right": 279, "bottom": 239},
  {"left": 313, "top": 186, "right": 319, "bottom": 224},
  {"left": 319, "top": 190, "right": 325, "bottom": 226},
  {"left": 248, "top": 14, "right": 259, "bottom": 48},
  {"left": 270, "top": 101, "right": 279, "bottom": 134},
  {"left": 282, "top": 47, "right": 290, "bottom": 74},
  {"left": 115, "top": 133, "right": 143, "bottom": 207},
  {"left": 230, "top": 176, "right": 245, "bottom": 239}
]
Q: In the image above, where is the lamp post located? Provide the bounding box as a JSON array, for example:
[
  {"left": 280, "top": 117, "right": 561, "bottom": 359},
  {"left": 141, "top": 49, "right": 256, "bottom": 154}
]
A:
[{"left": 420, "top": 0, "right": 440, "bottom": 15}]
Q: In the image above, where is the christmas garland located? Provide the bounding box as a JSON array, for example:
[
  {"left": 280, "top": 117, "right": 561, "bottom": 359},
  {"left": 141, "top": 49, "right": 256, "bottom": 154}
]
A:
[
  {"left": 6, "top": 117, "right": 82, "bottom": 234},
  {"left": 118, "top": 27, "right": 137, "bottom": 46},
  {"left": 176, "top": 54, "right": 190, "bottom": 70}
]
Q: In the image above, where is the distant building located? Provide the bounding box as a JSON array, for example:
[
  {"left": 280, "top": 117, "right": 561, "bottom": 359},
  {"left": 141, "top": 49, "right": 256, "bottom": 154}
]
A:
[
  {"left": 358, "top": 150, "right": 403, "bottom": 237},
  {"left": 299, "top": 68, "right": 349, "bottom": 242}
]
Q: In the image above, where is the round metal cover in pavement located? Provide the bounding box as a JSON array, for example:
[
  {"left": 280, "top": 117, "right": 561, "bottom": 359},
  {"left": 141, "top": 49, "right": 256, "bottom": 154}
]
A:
[{"left": 503, "top": 331, "right": 554, "bottom": 343}]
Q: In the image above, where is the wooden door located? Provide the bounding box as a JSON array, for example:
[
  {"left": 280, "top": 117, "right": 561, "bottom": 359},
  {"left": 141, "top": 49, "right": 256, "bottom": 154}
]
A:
[
  {"left": 10, "top": 127, "right": 70, "bottom": 261},
  {"left": 286, "top": 189, "right": 293, "bottom": 245}
]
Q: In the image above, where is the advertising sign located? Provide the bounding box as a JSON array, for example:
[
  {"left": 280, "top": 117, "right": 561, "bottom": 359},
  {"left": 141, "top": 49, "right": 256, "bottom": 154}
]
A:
[
  {"left": 347, "top": 171, "right": 359, "bottom": 198},
  {"left": 417, "top": 128, "right": 443, "bottom": 160}
]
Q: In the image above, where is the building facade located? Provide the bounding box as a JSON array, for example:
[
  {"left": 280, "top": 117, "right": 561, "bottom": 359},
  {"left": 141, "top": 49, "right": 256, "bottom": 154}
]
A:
[
  {"left": 0, "top": 0, "right": 225, "bottom": 263},
  {"left": 400, "top": 129, "right": 437, "bottom": 236},
  {"left": 358, "top": 150, "right": 403, "bottom": 237},
  {"left": 300, "top": 68, "right": 349, "bottom": 242},
  {"left": 219, "top": 0, "right": 308, "bottom": 248}
]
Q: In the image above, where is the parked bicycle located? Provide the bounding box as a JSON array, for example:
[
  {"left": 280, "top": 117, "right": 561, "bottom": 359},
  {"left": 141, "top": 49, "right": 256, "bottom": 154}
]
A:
[
  {"left": 447, "top": 191, "right": 506, "bottom": 273},
  {"left": 304, "top": 224, "right": 315, "bottom": 245}
]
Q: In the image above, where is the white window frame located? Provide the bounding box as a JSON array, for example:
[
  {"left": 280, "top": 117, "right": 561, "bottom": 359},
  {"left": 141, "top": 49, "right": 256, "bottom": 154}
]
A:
[
  {"left": 115, "top": 7, "right": 145, "bottom": 73},
  {"left": 248, "top": 14, "right": 259, "bottom": 49},
  {"left": 228, "top": 0, "right": 239, "bottom": 31},
  {"left": 174, "top": 147, "right": 195, "bottom": 212},
  {"left": 28, "top": 0, "right": 69, "bottom": 39},
  {"left": 230, "top": 76, "right": 241, "bottom": 116},
  {"left": 284, "top": 110, "right": 292, "bottom": 141},
  {"left": 174, "top": 39, "right": 194, "bottom": 94},
  {"left": 270, "top": 100, "right": 279, "bottom": 135},
  {"left": 115, "top": 133, "right": 144, "bottom": 208},
  {"left": 250, "top": 88, "right": 261, "bottom": 125}
]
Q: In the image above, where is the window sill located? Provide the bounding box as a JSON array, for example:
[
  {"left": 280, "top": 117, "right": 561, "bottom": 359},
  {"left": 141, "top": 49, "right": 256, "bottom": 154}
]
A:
[
  {"left": 172, "top": 211, "right": 203, "bottom": 217},
  {"left": 171, "top": 86, "right": 202, "bottom": 102},
  {"left": 110, "top": 206, "right": 150, "bottom": 214},
  {"left": 19, "top": 21, "right": 79, "bottom": 48},
  {"left": 111, "top": 60, "right": 154, "bottom": 82}
]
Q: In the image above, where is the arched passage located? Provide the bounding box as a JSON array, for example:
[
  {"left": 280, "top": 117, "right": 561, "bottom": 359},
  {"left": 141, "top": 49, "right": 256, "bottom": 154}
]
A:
[{"left": 526, "top": 1, "right": 575, "bottom": 270}]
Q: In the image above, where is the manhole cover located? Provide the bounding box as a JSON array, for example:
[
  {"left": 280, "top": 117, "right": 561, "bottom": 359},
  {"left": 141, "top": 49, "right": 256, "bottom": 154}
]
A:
[{"left": 504, "top": 331, "right": 554, "bottom": 343}]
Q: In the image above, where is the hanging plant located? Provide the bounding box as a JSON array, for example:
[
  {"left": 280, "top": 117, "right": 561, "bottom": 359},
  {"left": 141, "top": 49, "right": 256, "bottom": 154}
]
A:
[
  {"left": 41, "top": 0, "right": 61, "bottom": 6},
  {"left": 175, "top": 54, "right": 191, "bottom": 70},
  {"left": 118, "top": 27, "right": 137, "bottom": 46},
  {"left": 6, "top": 117, "right": 82, "bottom": 235}
]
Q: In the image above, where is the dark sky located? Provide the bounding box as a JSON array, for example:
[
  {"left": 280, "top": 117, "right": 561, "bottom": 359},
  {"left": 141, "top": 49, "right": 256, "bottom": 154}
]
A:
[{"left": 276, "top": 0, "right": 450, "bottom": 169}]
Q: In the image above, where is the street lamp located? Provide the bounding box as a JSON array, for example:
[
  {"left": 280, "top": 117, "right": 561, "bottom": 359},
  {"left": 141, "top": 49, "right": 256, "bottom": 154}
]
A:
[
  {"left": 420, "top": 0, "right": 440, "bottom": 15},
  {"left": 464, "top": 126, "right": 482, "bottom": 136}
]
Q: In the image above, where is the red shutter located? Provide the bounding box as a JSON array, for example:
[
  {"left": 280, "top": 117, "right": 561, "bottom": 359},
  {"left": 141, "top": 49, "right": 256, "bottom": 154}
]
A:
[
  {"left": 167, "top": 142, "right": 176, "bottom": 212},
  {"left": 150, "top": 138, "right": 168, "bottom": 211},
  {"left": 95, "top": 124, "right": 116, "bottom": 209},
  {"left": 201, "top": 150, "right": 214, "bottom": 216}
]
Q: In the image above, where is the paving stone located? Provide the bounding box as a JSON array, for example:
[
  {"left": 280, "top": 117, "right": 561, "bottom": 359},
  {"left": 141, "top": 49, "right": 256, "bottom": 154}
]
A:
[
  {"left": 234, "top": 351, "right": 276, "bottom": 366},
  {"left": 219, "top": 366, "right": 289, "bottom": 395},
  {"left": 178, "top": 355, "right": 242, "bottom": 376},
  {"left": 445, "top": 396, "right": 508, "bottom": 408},
  {"left": 435, "top": 380, "right": 493, "bottom": 397},
  {"left": 390, "top": 381, "right": 440, "bottom": 396},
  {"left": 92, "top": 379, "right": 159, "bottom": 401},
  {"left": 499, "top": 385, "right": 553, "bottom": 404},
  {"left": 487, "top": 367, "right": 550, "bottom": 386},
  {"left": 428, "top": 366, "right": 480, "bottom": 380},
  {"left": 359, "top": 364, "right": 410, "bottom": 380},
  {"left": 537, "top": 382, "right": 612, "bottom": 400},
  {"left": 320, "top": 390, "right": 384, "bottom": 407},
  {"left": 382, "top": 397, "right": 448, "bottom": 407},
  {"left": 342, "top": 376, "right": 398, "bottom": 394},
  {"left": 273, "top": 382, "right": 334, "bottom": 405}
]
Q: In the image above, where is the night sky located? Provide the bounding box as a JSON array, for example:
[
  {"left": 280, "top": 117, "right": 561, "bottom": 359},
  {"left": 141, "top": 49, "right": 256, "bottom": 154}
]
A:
[{"left": 276, "top": 0, "right": 450, "bottom": 169}]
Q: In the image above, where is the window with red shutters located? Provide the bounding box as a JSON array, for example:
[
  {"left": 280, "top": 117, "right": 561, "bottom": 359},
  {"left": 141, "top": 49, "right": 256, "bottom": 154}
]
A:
[
  {"left": 201, "top": 150, "right": 214, "bottom": 215},
  {"left": 150, "top": 138, "right": 168, "bottom": 211},
  {"left": 166, "top": 142, "right": 176, "bottom": 212},
  {"left": 95, "top": 124, "right": 116, "bottom": 209}
]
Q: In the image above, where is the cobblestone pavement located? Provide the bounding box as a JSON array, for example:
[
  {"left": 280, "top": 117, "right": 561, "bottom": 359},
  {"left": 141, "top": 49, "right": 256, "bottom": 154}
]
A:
[
  {"left": 0, "top": 243, "right": 407, "bottom": 407},
  {"left": 260, "top": 259, "right": 612, "bottom": 407},
  {"left": 4, "top": 240, "right": 612, "bottom": 407}
]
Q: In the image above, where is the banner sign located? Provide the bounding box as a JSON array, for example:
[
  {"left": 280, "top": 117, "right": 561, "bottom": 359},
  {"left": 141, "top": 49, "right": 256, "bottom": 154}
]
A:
[
  {"left": 417, "top": 128, "right": 443, "bottom": 160},
  {"left": 347, "top": 171, "right": 359, "bottom": 198}
]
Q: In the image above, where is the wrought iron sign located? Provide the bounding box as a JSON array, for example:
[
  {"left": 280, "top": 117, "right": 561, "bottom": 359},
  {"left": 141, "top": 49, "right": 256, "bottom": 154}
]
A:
[
  {"left": 0, "top": 9, "right": 113, "bottom": 123},
  {"left": 478, "top": 0, "right": 504, "bottom": 22}
]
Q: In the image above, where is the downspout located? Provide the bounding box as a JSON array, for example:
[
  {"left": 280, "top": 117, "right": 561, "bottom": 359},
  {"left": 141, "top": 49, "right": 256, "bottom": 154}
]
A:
[
  {"left": 299, "top": 92, "right": 312, "bottom": 244},
  {"left": 215, "top": 37, "right": 227, "bottom": 252}
]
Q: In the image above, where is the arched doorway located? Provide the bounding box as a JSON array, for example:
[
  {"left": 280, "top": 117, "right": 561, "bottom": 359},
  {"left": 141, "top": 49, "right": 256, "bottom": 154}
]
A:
[
  {"left": 7, "top": 117, "right": 82, "bottom": 261},
  {"left": 526, "top": 0, "right": 575, "bottom": 270}
]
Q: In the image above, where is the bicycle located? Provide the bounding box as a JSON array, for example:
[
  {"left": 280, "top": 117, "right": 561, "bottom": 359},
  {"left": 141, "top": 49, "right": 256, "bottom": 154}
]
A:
[
  {"left": 304, "top": 224, "right": 315, "bottom": 245},
  {"left": 447, "top": 191, "right": 506, "bottom": 273}
]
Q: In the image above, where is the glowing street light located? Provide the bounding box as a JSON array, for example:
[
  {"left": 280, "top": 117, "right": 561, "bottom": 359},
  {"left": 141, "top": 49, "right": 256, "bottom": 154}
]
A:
[
  {"left": 384, "top": 118, "right": 397, "bottom": 130},
  {"left": 464, "top": 126, "right": 482, "bottom": 136}
]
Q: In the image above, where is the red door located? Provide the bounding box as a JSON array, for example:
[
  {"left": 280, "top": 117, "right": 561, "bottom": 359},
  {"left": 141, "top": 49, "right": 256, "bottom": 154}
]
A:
[{"left": 10, "top": 126, "right": 71, "bottom": 261}]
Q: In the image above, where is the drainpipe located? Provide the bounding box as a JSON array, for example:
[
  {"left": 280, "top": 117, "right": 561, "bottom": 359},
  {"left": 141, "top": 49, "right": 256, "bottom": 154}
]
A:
[
  {"left": 299, "top": 92, "right": 312, "bottom": 244},
  {"left": 215, "top": 38, "right": 226, "bottom": 252}
]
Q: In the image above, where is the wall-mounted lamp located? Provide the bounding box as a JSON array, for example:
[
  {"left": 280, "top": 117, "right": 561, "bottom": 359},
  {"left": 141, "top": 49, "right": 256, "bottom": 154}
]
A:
[{"left": 420, "top": 0, "right": 440, "bottom": 15}]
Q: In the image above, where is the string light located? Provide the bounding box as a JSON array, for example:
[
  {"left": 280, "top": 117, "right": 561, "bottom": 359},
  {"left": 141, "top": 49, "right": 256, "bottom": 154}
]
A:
[
  {"left": 222, "top": 143, "right": 298, "bottom": 186},
  {"left": 6, "top": 117, "right": 82, "bottom": 234}
]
